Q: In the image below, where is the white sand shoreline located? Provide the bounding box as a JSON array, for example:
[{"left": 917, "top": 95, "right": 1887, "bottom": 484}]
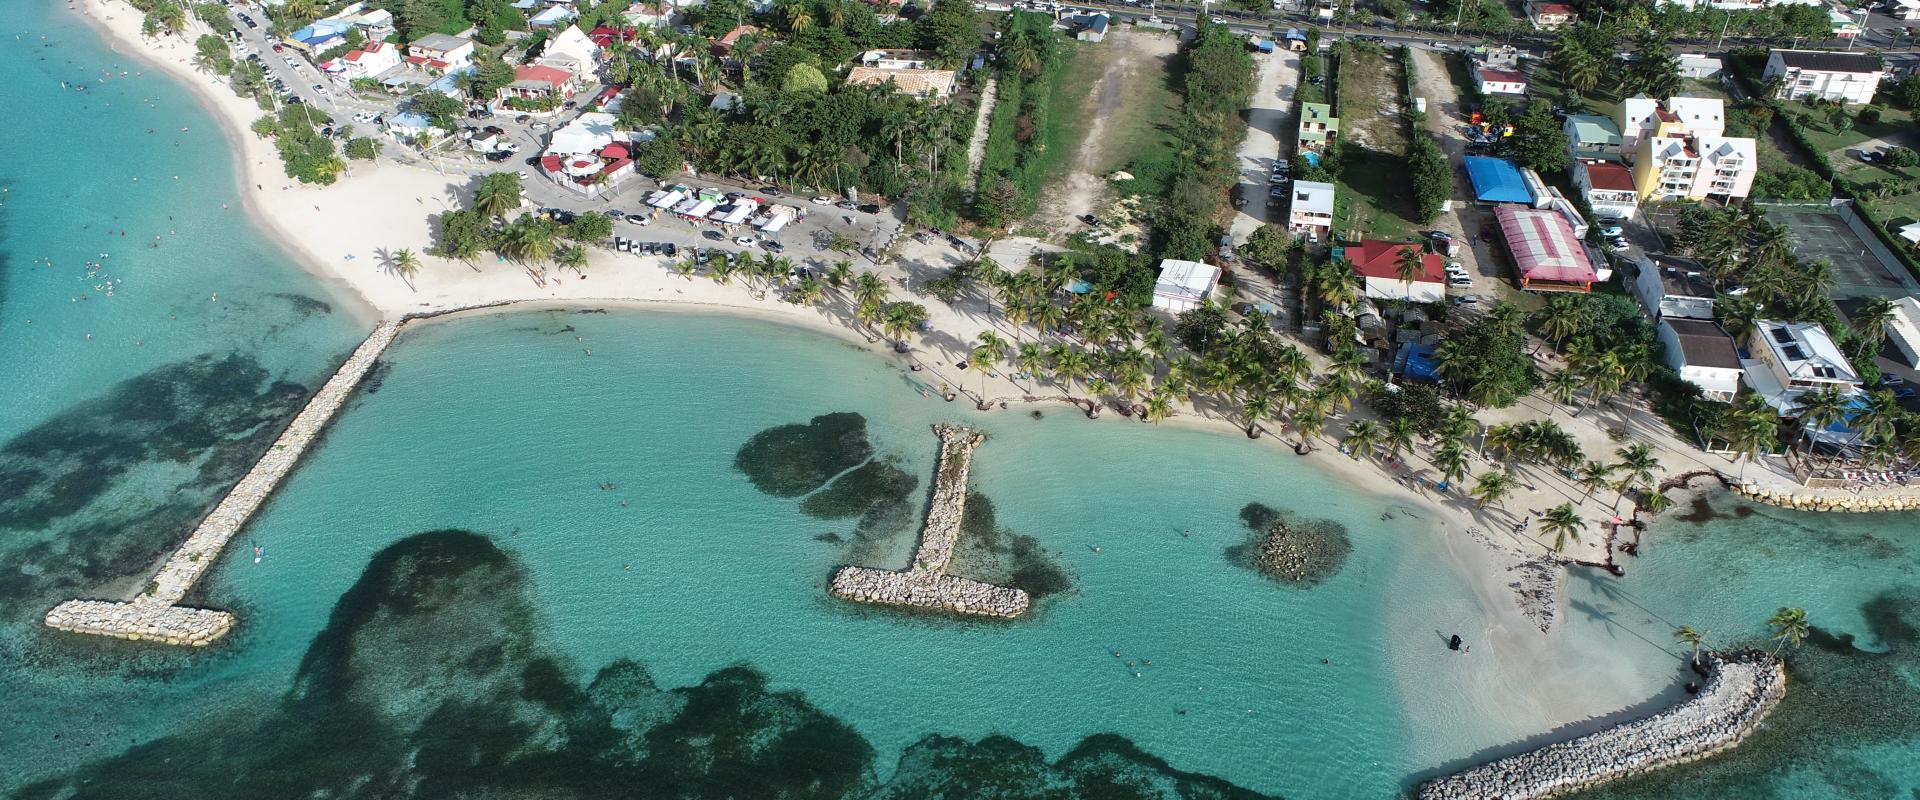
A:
[{"left": 72, "top": 0, "right": 1673, "bottom": 761}]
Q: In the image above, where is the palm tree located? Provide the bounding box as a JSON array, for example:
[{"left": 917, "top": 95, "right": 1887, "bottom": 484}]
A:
[
  {"left": 1672, "top": 625, "right": 1708, "bottom": 666},
  {"left": 1470, "top": 471, "right": 1514, "bottom": 509},
  {"left": 1851, "top": 390, "right": 1904, "bottom": 449},
  {"left": 557, "top": 245, "right": 589, "bottom": 272},
  {"left": 1293, "top": 407, "right": 1328, "bottom": 453},
  {"left": 792, "top": 275, "right": 825, "bottom": 306},
  {"left": 1052, "top": 345, "right": 1092, "bottom": 390},
  {"left": 1543, "top": 369, "right": 1584, "bottom": 416},
  {"left": 881, "top": 302, "right": 930, "bottom": 350},
  {"left": 826, "top": 259, "right": 854, "bottom": 290},
  {"left": 671, "top": 256, "right": 699, "bottom": 280},
  {"left": 1536, "top": 295, "right": 1587, "bottom": 351},
  {"left": 1394, "top": 245, "right": 1426, "bottom": 302},
  {"left": 1792, "top": 386, "right": 1851, "bottom": 453},
  {"left": 1539, "top": 503, "right": 1583, "bottom": 552},
  {"left": 390, "top": 248, "right": 421, "bottom": 284},
  {"left": 499, "top": 217, "right": 558, "bottom": 265},
  {"left": 1384, "top": 418, "right": 1418, "bottom": 463},
  {"left": 1243, "top": 391, "right": 1275, "bottom": 438},
  {"left": 1143, "top": 389, "right": 1174, "bottom": 424},
  {"left": 1015, "top": 342, "right": 1046, "bottom": 389},
  {"left": 1767, "top": 607, "right": 1811, "bottom": 653},
  {"left": 1614, "top": 443, "right": 1661, "bottom": 493},
  {"left": 1723, "top": 393, "right": 1778, "bottom": 479},
  {"left": 1343, "top": 419, "right": 1385, "bottom": 460},
  {"left": 1434, "top": 442, "right": 1472, "bottom": 487},
  {"left": 1576, "top": 460, "right": 1615, "bottom": 504},
  {"left": 708, "top": 254, "right": 740, "bottom": 286},
  {"left": 1850, "top": 296, "right": 1896, "bottom": 344},
  {"left": 473, "top": 172, "right": 524, "bottom": 220},
  {"left": 970, "top": 332, "right": 1009, "bottom": 400},
  {"left": 853, "top": 271, "right": 890, "bottom": 313}
]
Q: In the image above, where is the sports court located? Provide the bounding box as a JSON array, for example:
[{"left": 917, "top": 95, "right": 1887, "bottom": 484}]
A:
[{"left": 1762, "top": 204, "right": 1918, "bottom": 299}]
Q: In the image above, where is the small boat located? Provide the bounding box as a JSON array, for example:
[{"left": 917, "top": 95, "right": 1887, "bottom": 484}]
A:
[{"left": 253, "top": 545, "right": 263, "bottom": 564}]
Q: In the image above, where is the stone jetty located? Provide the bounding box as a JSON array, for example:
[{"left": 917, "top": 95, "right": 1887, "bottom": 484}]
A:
[
  {"left": 1416, "top": 650, "right": 1786, "bottom": 800},
  {"left": 44, "top": 321, "right": 402, "bottom": 646},
  {"left": 829, "top": 425, "right": 1031, "bottom": 619}
]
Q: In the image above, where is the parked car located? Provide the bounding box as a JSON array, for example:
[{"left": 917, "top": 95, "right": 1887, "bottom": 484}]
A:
[
  {"left": 1898, "top": 388, "right": 1919, "bottom": 401},
  {"left": 626, "top": 214, "right": 651, "bottom": 226},
  {"left": 312, "top": 84, "right": 328, "bottom": 95},
  {"left": 734, "top": 236, "right": 757, "bottom": 247},
  {"left": 1446, "top": 275, "right": 1473, "bottom": 287},
  {"left": 662, "top": 243, "right": 678, "bottom": 257},
  {"left": 759, "top": 186, "right": 782, "bottom": 196},
  {"left": 1607, "top": 238, "right": 1631, "bottom": 252},
  {"left": 1859, "top": 149, "right": 1885, "bottom": 163},
  {"left": 515, "top": 114, "right": 532, "bottom": 124},
  {"left": 704, "top": 230, "right": 725, "bottom": 240},
  {"left": 1452, "top": 294, "right": 1480, "bottom": 305},
  {"left": 857, "top": 203, "right": 880, "bottom": 214},
  {"left": 810, "top": 195, "right": 834, "bottom": 205},
  {"left": 1599, "top": 225, "right": 1623, "bottom": 238},
  {"left": 1880, "top": 374, "right": 1907, "bottom": 387},
  {"left": 271, "top": 44, "right": 284, "bottom": 53},
  {"left": 835, "top": 200, "right": 859, "bottom": 211},
  {"left": 763, "top": 241, "right": 785, "bottom": 253}
]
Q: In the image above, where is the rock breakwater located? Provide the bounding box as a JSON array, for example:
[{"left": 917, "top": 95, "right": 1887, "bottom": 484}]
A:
[
  {"left": 1415, "top": 650, "right": 1786, "bottom": 800},
  {"left": 828, "top": 425, "right": 1031, "bottom": 619},
  {"left": 43, "top": 321, "right": 402, "bottom": 646}
]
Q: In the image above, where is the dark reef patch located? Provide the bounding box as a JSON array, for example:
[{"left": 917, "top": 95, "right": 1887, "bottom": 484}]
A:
[
  {"left": 266, "top": 292, "right": 333, "bottom": 317},
  {"left": 16, "top": 529, "right": 1276, "bottom": 800},
  {"left": 1226, "top": 503, "right": 1352, "bottom": 588},
  {"left": 1570, "top": 588, "right": 1920, "bottom": 800},
  {"left": 0, "top": 354, "right": 316, "bottom": 613},
  {"left": 799, "top": 458, "right": 917, "bottom": 521},
  {"left": 735, "top": 412, "right": 875, "bottom": 497},
  {"left": 951, "top": 492, "right": 1073, "bottom": 600}
]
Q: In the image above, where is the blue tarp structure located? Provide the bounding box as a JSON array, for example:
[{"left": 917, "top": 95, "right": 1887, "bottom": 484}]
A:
[
  {"left": 1401, "top": 344, "right": 1440, "bottom": 382},
  {"left": 1068, "top": 279, "right": 1093, "bottom": 294},
  {"left": 1463, "top": 156, "right": 1532, "bottom": 204}
]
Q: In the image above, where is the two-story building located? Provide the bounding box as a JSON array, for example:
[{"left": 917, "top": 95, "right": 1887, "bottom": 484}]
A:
[
  {"left": 496, "top": 64, "right": 579, "bottom": 108},
  {"left": 1631, "top": 254, "right": 1716, "bottom": 320},
  {"left": 1525, "top": 0, "right": 1577, "bottom": 28},
  {"left": 1572, "top": 158, "right": 1639, "bottom": 220},
  {"left": 1298, "top": 103, "right": 1339, "bottom": 153},
  {"left": 406, "top": 34, "right": 476, "bottom": 74},
  {"left": 328, "top": 40, "right": 401, "bottom": 80},
  {"left": 1742, "top": 319, "right": 1863, "bottom": 414},
  {"left": 533, "top": 25, "right": 600, "bottom": 83},
  {"left": 1657, "top": 318, "right": 1745, "bottom": 402},
  {"left": 1762, "top": 49, "right": 1882, "bottom": 105},
  {"left": 1288, "top": 181, "right": 1336, "bottom": 241}
]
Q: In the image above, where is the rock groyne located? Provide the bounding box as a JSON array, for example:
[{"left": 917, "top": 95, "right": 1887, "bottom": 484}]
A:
[
  {"left": 44, "top": 321, "right": 402, "bottom": 646},
  {"left": 829, "top": 425, "right": 1031, "bottom": 619},
  {"left": 1415, "top": 650, "right": 1786, "bottom": 800}
]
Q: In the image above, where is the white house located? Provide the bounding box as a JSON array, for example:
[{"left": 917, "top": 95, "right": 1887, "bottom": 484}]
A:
[
  {"left": 1894, "top": 0, "right": 1920, "bottom": 20},
  {"left": 1886, "top": 296, "right": 1920, "bottom": 367},
  {"left": 536, "top": 25, "right": 600, "bottom": 82},
  {"left": 332, "top": 41, "right": 400, "bottom": 79},
  {"left": 1475, "top": 65, "right": 1528, "bottom": 96},
  {"left": 1631, "top": 254, "right": 1716, "bottom": 320},
  {"left": 1741, "top": 319, "right": 1863, "bottom": 414},
  {"left": 406, "top": 33, "right": 476, "bottom": 74},
  {"left": 1762, "top": 49, "right": 1883, "bottom": 105},
  {"left": 1658, "top": 318, "right": 1745, "bottom": 402},
  {"left": 1151, "top": 259, "right": 1221, "bottom": 313},
  {"left": 1572, "top": 158, "right": 1639, "bottom": 220},
  {"left": 1525, "top": 0, "right": 1577, "bottom": 28},
  {"left": 1678, "top": 53, "right": 1724, "bottom": 79},
  {"left": 1288, "top": 180, "right": 1336, "bottom": 240}
]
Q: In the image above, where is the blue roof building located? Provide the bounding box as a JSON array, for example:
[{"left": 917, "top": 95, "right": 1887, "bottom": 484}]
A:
[{"left": 1463, "top": 156, "right": 1532, "bottom": 204}]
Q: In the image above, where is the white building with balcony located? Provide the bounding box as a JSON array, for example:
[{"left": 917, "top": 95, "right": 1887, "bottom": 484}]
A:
[
  {"left": 1287, "top": 181, "right": 1336, "bottom": 241},
  {"left": 1741, "top": 319, "right": 1863, "bottom": 415},
  {"left": 1762, "top": 49, "right": 1883, "bottom": 105}
]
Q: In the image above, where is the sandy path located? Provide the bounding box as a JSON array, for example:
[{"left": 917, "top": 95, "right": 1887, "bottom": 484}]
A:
[
  {"left": 1229, "top": 49, "right": 1299, "bottom": 239},
  {"left": 1034, "top": 28, "right": 1177, "bottom": 233},
  {"left": 962, "top": 77, "right": 999, "bottom": 197}
]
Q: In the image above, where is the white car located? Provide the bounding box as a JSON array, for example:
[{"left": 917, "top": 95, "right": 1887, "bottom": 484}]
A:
[
  {"left": 1446, "top": 275, "right": 1473, "bottom": 287},
  {"left": 733, "top": 236, "right": 757, "bottom": 247},
  {"left": 810, "top": 195, "right": 833, "bottom": 205},
  {"left": 626, "top": 214, "right": 650, "bottom": 226}
]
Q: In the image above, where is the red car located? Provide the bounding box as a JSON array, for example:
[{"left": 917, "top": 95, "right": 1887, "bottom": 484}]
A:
[{"left": 271, "top": 44, "right": 284, "bottom": 53}]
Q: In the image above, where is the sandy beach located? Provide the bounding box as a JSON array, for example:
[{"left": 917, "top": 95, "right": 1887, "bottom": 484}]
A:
[{"left": 74, "top": 0, "right": 1681, "bottom": 751}]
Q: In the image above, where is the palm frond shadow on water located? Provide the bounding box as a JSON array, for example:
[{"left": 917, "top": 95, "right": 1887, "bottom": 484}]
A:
[{"left": 15, "top": 530, "right": 1276, "bottom": 800}]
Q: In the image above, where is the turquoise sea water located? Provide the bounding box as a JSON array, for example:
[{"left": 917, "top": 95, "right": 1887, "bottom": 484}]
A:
[{"left": 1, "top": 2, "right": 1917, "bottom": 796}]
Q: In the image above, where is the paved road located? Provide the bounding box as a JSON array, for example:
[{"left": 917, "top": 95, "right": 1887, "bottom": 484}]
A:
[{"left": 1229, "top": 47, "right": 1299, "bottom": 240}]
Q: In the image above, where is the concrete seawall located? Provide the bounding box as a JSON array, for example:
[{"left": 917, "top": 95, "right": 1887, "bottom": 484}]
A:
[
  {"left": 829, "top": 425, "right": 1031, "bottom": 619},
  {"left": 44, "top": 321, "right": 402, "bottom": 646},
  {"left": 1415, "top": 650, "right": 1786, "bottom": 800}
]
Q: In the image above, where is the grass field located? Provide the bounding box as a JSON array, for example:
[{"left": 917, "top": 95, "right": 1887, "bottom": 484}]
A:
[
  {"left": 1332, "top": 43, "right": 1418, "bottom": 242},
  {"left": 1790, "top": 103, "right": 1916, "bottom": 158},
  {"left": 1103, "top": 34, "right": 1187, "bottom": 197},
  {"left": 974, "top": 29, "right": 1093, "bottom": 220}
]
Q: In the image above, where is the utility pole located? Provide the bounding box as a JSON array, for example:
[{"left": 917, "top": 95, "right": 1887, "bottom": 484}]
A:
[{"left": 1716, "top": 11, "right": 1731, "bottom": 49}]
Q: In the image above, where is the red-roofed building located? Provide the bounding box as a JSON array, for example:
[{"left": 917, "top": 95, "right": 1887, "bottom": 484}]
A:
[
  {"left": 335, "top": 41, "right": 400, "bottom": 78},
  {"left": 588, "top": 26, "right": 641, "bottom": 48},
  {"left": 1495, "top": 206, "right": 1597, "bottom": 293},
  {"left": 712, "top": 25, "right": 761, "bottom": 56},
  {"left": 496, "top": 64, "right": 579, "bottom": 109},
  {"left": 1572, "top": 158, "right": 1639, "bottom": 219},
  {"left": 1526, "top": 0, "right": 1577, "bottom": 28},
  {"left": 1345, "top": 240, "right": 1447, "bottom": 303},
  {"left": 1475, "top": 65, "right": 1528, "bottom": 96}
]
